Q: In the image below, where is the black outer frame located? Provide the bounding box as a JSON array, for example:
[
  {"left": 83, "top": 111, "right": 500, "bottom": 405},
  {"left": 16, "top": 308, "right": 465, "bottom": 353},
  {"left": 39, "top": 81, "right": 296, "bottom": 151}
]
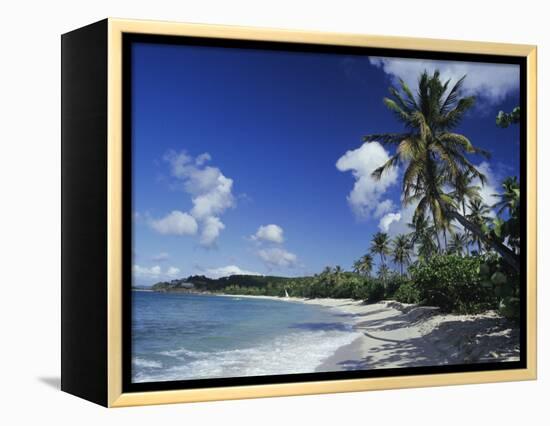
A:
[
  {"left": 61, "top": 19, "right": 109, "bottom": 406},
  {"left": 121, "top": 33, "right": 528, "bottom": 394}
]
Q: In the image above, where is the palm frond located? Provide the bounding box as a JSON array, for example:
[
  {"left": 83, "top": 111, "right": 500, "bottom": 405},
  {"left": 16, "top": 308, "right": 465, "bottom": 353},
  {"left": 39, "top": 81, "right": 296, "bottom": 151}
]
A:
[
  {"left": 428, "top": 141, "right": 461, "bottom": 178},
  {"left": 389, "top": 86, "right": 413, "bottom": 114},
  {"left": 396, "top": 137, "right": 421, "bottom": 161},
  {"left": 440, "top": 75, "right": 467, "bottom": 115},
  {"left": 440, "top": 96, "right": 476, "bottom": 129},
  {"left": 371, "top": 154, "right": 400, "bottom": 180},
  {"left": 438, "top": 132, "right": 475, "bottom": 153},
  {"left": 412, "top": 197, "right": 429, "bottom": 225},
  {"left": 399, "top": 78, "right": 419, "bottom": 109},
  {"left": 362, "top": 133, "right": 409, "bottom": 145},
  {"left": 383, "top": 98, "right": 411, "bottom": 124}
]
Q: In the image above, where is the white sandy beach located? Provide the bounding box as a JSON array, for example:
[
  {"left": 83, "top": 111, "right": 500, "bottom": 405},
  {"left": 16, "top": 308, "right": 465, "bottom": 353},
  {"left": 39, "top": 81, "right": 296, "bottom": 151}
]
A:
[{"left": 220, "top": 294, "right": 520, "bottom": 371}]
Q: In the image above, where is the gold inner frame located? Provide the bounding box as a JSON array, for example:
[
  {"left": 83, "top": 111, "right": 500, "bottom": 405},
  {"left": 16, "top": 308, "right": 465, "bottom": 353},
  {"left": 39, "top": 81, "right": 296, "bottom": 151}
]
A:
[{"left": 106, "top": 18, "right": 537, "bottom": 407}]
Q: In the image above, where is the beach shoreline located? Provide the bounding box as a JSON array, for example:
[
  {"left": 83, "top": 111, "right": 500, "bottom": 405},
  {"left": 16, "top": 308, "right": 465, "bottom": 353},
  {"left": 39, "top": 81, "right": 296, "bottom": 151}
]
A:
[{"left": 214, "top": 293, "right": 520, "bottom": 371}]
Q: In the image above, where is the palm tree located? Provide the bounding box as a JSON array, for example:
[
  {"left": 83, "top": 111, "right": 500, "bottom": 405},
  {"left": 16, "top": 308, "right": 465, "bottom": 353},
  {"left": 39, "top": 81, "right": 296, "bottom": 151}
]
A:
[
  {"left": 448, "top": 232, "right": 468, "bottom": 256},
  {"left": 392, "top": 234, "right": 412, "bottom": 275},
  {"left": 417, "top": 233, "right": 437, "bottom": 261},
  {"left": 409, "top": 169, "right": 456, "bottom": 251},
  {"left": 363, "top": 70, "right": 519, "bottom": 271},
  {"left": 467, "top": 198, "right": 492, "bottom": 254},
  {"left": 370, "top": 232, "right": 390, "bottom": 267},
  {"left": 353, "top": 254, "right": 374, "bottom": 277},
  {"left": 493, "top": 176, "right": 521, "bottom": 253},
  {"left": 407, "top": 215, "right": 437, "bottom": 261},
  {"left": 493, "top": 176, "right": 520, "bottom": 217},
  {"left": 448, "top": 171, "right": 481, "bottom": 254},
  {"left": 360, "top": 254, "right": 374, "bottom": 276},
  {"left": 377, "top": 264, "right": 391, "bottom": 281},
  {"left": 333, "top": 265, "right": 343, "bottom": 285},
  {"left": 450, "top": 171, "right": 481, "bottom": 215},
  {"left": 407, "top": 214, "right": 434, "bottom": 244},
  {"left": 352, "top": 260, "right": 362, "bottom": 275},
  {"left": 320, "top": 266, "right": 332, "bottom": 278}
]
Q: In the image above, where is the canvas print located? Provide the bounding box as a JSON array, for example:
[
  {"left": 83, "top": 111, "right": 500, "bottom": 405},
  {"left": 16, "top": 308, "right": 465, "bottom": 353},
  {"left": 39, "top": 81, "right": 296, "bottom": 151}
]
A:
[{"left": 130, "top": 41, "right": 523, "bottom": 384}]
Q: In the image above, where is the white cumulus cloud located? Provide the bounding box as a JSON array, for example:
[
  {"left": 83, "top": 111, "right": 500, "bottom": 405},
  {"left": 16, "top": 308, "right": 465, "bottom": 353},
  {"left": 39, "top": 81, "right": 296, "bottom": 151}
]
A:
[
  {"left": 379, "top": 212, "right": 402, "bottom": 232},
  {"left": 336, "top": 142, "right": 398, "bottom": 219},
  {"left": 166, "top": 266, "right": 181, "bottom": 277},
  {"left": 133, "top": 265, "right": 162, "bottom": 278},
  {"left": 251, "top": 224, "right": 285, "bottom": 244},
  {"left": 161, "top": 150, "right": 235, "bottom": 247},
  {"left": 151, "top": 252, "right": 170, "bottom": 262},
  {"left": 133, "top": 264, "right": 181, "bottom": 284},
  {"left": 150, "top": 211, "right": 198, "bottom": 236},
  {"left": 374, "top": 199, "right": 395, "bottom": 218},
  {"left": 200, "top": 216, "right": 226, "bottom": 247},
  {"left": 369, "top": 57, "right": 519, "bottom": 105},
  {"left": 377, "top": 202, "right": 418, "bottom": 237},
  {"left": 258, "top": 247, "right": 298, "bottom": 269},
  {"left": 204, "top": 265, "right": 262, "bottom": 279},
  {"left": 189, "top": 174, "right": 233, "bottom": 220},
  {"left": 195, "top": 152, "right": 211, "bottom": 166}
]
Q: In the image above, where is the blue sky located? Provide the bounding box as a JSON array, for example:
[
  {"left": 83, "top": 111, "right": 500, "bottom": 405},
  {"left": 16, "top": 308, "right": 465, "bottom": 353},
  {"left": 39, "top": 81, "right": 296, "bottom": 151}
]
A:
[{"left": 131, "top": 42, "right": 520, "bottom": 285}]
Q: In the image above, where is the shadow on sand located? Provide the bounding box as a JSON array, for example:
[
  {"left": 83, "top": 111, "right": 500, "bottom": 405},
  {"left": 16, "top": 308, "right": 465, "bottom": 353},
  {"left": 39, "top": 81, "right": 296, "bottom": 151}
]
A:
[
  {"left": 336, "top": 314, "right": 520, "bottom": 371},
  {"left": 289, "top": 322, "right": 353, "bottom": 332},
  {"left": 333, "top": 308, "right": 390, "bottom": 319}
]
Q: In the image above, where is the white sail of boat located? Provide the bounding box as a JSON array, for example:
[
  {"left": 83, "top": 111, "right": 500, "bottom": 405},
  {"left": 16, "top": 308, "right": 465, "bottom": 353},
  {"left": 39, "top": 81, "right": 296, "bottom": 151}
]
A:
[{"left": 284, "top": 288, "right": 290, "bottom": 298}]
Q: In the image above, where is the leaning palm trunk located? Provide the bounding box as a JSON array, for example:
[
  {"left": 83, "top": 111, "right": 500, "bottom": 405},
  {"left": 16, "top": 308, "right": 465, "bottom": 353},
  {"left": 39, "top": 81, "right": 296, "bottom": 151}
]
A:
[
  {"left": 446, "top": 209, "right": 520, "bottom": 272},
  {"left": 431, "top": 211, "right": 442, "bottom": 252},
  {"left": 462, "top": 200, "right": 470, "bottom": 255}
]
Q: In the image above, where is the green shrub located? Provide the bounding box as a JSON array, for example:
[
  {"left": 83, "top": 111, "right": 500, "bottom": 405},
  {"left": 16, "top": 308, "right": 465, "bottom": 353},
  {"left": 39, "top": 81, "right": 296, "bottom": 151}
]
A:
[
  {"left": 325, "top": 276, "right": 362, "bottom": 299},
  {"left": 478, "top": 254, "right": 521, "bottom": 321},
  {"left": 499, "top": 296, "right": 521, "bottom": 321},
  {"left": 409, "top": 255, "right": 497, "bottom": 314},
  {"left": 360, "top": 279, "right": 386, "bottom": 303},
  {"left": 393, "top": 281, "right": 421, "bottom": 304},
  {"left": 384, "top": 274, "right": 409, "bottom": 299}
]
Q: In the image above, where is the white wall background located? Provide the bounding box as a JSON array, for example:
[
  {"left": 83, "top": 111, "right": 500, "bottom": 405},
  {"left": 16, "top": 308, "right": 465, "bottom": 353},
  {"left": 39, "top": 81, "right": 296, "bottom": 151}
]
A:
[{"left": 0, "top": 0, "right": 546, "bottom": 424}]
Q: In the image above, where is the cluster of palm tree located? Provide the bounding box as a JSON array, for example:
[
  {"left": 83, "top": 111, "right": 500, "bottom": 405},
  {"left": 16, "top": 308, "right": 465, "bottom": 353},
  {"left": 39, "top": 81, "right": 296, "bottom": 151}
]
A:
[
  {"left": 355, "top": 174, "right": 519, "bottom": 277},
  {"left": 362, "top": 70, "right": 520, "bottom": 272},
  {"left": 404, "top": 194, "right": 495, "bottom": 258},
  {"left": 352, "top": 254, "right": 374, "bottom": 277},
  {"left": 353, "top": 231, "right": 413, "bottom": 278},
  {"left": 320, "top": 265, "right": 345, "bottom": 285}
]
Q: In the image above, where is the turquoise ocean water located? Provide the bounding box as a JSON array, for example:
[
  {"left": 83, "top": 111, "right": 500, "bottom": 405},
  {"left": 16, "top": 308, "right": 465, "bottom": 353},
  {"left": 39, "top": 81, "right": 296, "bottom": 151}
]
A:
[{"left": 132, "top": 291, "right": 360, "bottom": 382}]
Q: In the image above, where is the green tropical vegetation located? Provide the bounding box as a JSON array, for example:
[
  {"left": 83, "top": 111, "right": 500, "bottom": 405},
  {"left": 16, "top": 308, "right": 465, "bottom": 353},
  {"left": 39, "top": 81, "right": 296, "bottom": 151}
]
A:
[
  {"left": 496, "top": 106, "right": 520, "bottom": 128},
  {"left": 152, "top": 70, "right": 522, "bottom": 321}
]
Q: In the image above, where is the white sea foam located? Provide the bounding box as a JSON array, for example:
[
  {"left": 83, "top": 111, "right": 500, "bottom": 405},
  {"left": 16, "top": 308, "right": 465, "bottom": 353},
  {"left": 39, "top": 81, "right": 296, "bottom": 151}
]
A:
[
  {"left": 133, "top": 329, "right": 361, "bottom": 383},
  {"left": 133, "top": 357, "right": 163, "bottom": 369}
]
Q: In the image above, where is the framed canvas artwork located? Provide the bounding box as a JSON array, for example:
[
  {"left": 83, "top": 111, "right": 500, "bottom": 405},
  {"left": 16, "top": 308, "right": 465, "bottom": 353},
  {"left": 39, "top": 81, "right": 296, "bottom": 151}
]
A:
[{"left": 61, "top": 18, "right": 537, "bottom": 407}]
